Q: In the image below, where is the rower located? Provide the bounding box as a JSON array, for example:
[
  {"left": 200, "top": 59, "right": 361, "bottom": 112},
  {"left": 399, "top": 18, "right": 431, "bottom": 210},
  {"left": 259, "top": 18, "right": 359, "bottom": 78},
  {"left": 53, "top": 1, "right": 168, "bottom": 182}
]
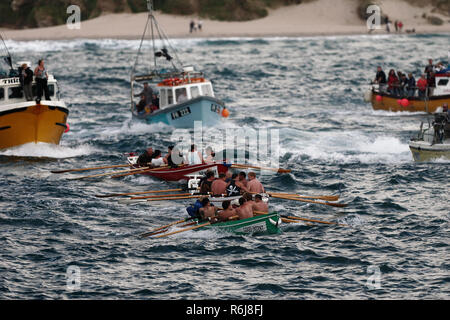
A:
[
  {"left": 252, "top": 194, "right": 268, "bottom": 213},
  {"left": 199, "top": 171, "right": 215, "bottom": 194},
  {"left": 198, "top": 198, "right": 219, "bottom": 222},
  {"left": 218, "top": 200, "right": 237, "bottom": 221},
  {"left": 235, "top": 197, "right": 253, "bottom": 220},
  {"left": 186, "top": 144, "right": 203, "bottom": 164},
  {"left": 211, "top": 173, "right": 227, "bottom": 196},
  {"left": 247, "top": 171, "right": 265, "bottom": 193},
  {"left": 150, "top": 150, "right": 165, "bottom": 167},
  {"left": 226, "top": 173, "right": 241, "bottom": 196},
  {"left": 137, "top": 148, "right": 153, "bottom": 167},
  {"left": 238, "top": 171, "right": 248, "bottom": 188}
]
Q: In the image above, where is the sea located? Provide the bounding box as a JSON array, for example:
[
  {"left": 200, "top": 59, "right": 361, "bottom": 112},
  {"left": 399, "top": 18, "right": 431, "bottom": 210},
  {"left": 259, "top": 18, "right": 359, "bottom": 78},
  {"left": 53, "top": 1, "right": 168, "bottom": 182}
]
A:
[{"left": 0, "top": 34, "right": 449, "bottom": 300}]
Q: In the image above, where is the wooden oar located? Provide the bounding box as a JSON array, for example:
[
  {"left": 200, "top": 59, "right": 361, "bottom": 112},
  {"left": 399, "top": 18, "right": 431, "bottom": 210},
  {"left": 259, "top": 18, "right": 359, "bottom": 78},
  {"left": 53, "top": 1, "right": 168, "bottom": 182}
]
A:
[
  {"left": 152, "top": 222, "right": 211, "bottom": 239},
  {"left": 231, "top": 164, "right": 291, "bottom": 174},
  {"left": 139, "top": 217, "right": 194, "bottom": 238},
  {"left": 118, "top": 195, "right": 201, "bottom": 205},
  {"left": 51, "top": 164, "right": 129, "bottom": 174},
  {"left": 68, "top": 167, "right": 150, "bottom": 180},
  {"left": 269, "top": 194, "right": 347, "bottom": 207},
  {"left": 267, "top": 192, "right": 340, "bottom": 202},
  {"left": 130, "top": 193, "right": 192, "bottom": 200},
  {"left": 95, "top": 188, "right": 184, "bottom": 198},
  {"left": 111, "top": 165, "right": 169, "bottom": 179}
]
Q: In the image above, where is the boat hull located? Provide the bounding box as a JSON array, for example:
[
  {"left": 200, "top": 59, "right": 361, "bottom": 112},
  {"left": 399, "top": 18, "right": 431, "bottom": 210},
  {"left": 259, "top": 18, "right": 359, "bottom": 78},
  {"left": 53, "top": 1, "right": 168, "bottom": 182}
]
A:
[
  {"left": 409, "top": 140, "right": 450, "bottom": 162},
  {"left": 132, "top": 96, "right": 227, "bottom": 128},
  {"left": 198, "top": 212, "right": 282, "bottom": 235},
  {"left": 0, "top": 101, "right": 69, "bottom": 150},
  {"left": 138, "top": 163, "right": 230, "bottom": 181},
  {"left": 370, "top": 89, "right": 450, "bottom": 113}
]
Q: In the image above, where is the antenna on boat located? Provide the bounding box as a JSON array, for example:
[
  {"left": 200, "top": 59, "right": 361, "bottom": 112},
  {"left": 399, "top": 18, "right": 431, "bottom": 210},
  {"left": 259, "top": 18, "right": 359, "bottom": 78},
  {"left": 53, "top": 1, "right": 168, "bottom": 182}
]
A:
[{"left": 0, "top": 32, "right": 13, "bottom": 72}]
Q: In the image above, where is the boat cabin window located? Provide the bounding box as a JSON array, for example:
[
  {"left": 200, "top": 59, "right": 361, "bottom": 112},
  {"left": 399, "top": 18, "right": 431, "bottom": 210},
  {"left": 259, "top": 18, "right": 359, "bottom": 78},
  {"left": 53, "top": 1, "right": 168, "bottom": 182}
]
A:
[
  {"left": 0, "top": 88, "right": 4, "bottom": 100},
  {"left": 175, "top": 87, "right": 188, "bottom": 103},
  {"left": 437, "top": 79, "right": 449, "bottom": 86},
  {"left": 201, "top": 84, "right": 212, "bottom": 97},
  {"left": 167, "top": 89, "right": 174, "bottom": 105},
  {"left": 160, "top": 89, "right": 167, "bottom": 107},
  {"left": 190, "top": 86, "right": 200, "bottom": 99},
  {"left": 8, "top": 86, "right": 23, "bottom": 99}
]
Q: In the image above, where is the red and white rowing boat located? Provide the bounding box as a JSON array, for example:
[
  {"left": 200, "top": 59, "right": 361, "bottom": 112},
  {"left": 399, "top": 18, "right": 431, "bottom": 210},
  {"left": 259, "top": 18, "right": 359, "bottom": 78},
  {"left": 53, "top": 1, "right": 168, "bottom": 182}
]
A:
[{"left": 126, "top": 153, "right": 229, "bottom": 181}]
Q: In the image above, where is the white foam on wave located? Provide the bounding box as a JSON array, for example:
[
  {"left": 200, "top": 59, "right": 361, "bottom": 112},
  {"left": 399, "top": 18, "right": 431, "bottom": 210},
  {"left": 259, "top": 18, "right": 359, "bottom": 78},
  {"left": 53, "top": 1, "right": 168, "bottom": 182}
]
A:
[
  {"left": 0, "top": 142, "right": 97, "bottom": 159},
  {"left": 281, "top": 129, "right": 412, "bottom": 164}
]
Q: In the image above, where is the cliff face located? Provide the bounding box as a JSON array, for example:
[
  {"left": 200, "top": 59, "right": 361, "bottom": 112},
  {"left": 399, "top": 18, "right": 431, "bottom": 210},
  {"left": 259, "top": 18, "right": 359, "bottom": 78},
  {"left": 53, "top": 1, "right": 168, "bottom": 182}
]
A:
[{"left": 0, "top": 0, "right": 306, "bottom": 28}]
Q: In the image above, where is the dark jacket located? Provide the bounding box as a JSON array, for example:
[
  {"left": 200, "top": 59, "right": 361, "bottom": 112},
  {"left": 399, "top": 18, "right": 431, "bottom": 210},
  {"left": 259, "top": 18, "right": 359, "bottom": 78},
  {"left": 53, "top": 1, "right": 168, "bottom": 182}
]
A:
[{"left": 19, "top": 67, "right": 33, "bottom": 86}]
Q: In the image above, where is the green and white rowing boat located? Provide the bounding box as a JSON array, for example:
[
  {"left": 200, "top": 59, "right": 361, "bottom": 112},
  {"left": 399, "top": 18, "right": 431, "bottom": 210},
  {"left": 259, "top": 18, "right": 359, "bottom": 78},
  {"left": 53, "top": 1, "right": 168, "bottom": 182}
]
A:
[{"left": 195, "top": 212, "right": 282, "bottom": 235}]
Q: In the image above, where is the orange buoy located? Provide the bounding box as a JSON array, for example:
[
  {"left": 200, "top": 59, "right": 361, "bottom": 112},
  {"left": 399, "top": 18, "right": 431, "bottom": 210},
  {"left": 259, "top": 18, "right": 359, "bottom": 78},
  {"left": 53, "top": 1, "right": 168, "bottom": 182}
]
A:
[{"left": 222, "top": 108, "right": 229, "bottom": 118}]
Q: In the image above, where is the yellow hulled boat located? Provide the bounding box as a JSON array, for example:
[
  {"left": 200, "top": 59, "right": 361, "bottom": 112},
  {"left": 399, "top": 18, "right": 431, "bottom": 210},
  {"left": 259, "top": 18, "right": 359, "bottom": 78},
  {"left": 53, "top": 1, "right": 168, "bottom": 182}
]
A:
[
  {"left": 365, "top": 73, "right": 450, "bottom": 113},
  {"left": 0, "top": 71, "right": 68, "bottom": 150}
]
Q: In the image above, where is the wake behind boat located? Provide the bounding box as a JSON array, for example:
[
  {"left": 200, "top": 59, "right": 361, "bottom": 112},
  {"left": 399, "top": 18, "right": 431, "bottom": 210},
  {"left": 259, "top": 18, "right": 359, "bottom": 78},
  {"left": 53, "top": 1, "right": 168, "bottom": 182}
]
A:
[{"left": 129, "top": 0, "right": 229, "bottom": 128}]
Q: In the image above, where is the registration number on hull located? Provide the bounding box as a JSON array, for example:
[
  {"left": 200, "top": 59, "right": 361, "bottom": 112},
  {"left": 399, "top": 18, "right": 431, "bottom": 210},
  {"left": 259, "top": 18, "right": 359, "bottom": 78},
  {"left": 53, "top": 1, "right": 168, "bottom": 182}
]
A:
[{"left": 171, "top": 107, "right": 191, "bottom": 120}]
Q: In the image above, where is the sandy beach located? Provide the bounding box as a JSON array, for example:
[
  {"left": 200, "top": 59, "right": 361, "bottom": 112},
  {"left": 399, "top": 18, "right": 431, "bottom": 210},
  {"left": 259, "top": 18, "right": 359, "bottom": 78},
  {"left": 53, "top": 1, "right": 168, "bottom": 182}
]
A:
[{"left": 2, "top": 0, "right": 450, "bottom": 40}]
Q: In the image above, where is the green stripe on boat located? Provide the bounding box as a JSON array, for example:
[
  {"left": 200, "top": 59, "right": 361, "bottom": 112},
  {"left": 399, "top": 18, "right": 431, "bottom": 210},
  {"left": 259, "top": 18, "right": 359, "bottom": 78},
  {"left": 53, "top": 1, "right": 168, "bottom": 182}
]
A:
[{"left": 195, "top": 212, "right": 281, "bottom": 235}]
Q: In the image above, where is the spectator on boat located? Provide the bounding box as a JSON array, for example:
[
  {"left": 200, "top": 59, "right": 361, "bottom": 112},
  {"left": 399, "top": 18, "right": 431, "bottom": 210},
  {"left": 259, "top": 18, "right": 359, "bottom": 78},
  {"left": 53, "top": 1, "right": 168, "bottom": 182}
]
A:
[
  {"left": 252, "top": 194, "right": 269, "bottom": 213},
  {"left": 211, "top": 173, "right": 228, "bottom": 196},
  {"left": 238, "top": 171, "right": 248, "bottom": 188},
  {"left": 374, "top": 66, "right": 387, "bottom": 91},
  {"left": 136, "top": 82, "right": 153, "bottom": 105},
  {"left": 225, "top": 170, "right": 233, "bottom": 183},
  {"left": 236, "top": 197, "right": 253, "bottom": 220},
  {"left": 204, "top": 146, "right": 215, "bottom": 163},
  {"left": 164, "top": 146, "right": 179, "bottom": 167},
  {"left": 186, "top": 144, "right": 203, "bottom": 165},
  {"left": 400, "top": 73, "right": 408, "bottom": 96},
  {"left": 19, "top": 63, "right": 33, "bottom": 101},
  {"left": 151, "top": 150, "right": 165, "bottom": 167},
  {"left": 177, "top": 90, "right": 188, "bottom": 103},
  {"left": 387, "top": 69, "right": 400, "bottom": 95},
  {"left": 407, "top": 73, "right": 416, "bottom": 97},
  {"left": 424, "top": 59, "right": 435, "bottom": 77},
  {"left": 137, "top": 148, "right": 154, "bottom": 166},
  {"left": 247, "top": 172, "right": 265, "bottom": 193},
  {"left": 136, "top": 94, "right": 148, "bottom": 114},
  {"left": 199, "top": 171, "right": 215, "bottom": 194},
  {"left": 427, "top": 72, "right": 436, "bottom": 96},
  {"left": 218, "top": 200, "right": 237, "bottom": 221},
  {"left": 34, "top": 59, "right": 50, "bottom": 100},
  {"left": 417, "top": 74, "right": 428, "bottom": 98}
]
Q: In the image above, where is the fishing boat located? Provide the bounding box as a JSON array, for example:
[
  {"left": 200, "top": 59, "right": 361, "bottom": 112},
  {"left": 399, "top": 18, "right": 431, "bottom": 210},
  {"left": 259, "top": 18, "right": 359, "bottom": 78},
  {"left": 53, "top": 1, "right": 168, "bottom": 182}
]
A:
[
  {"left": 0, "top": 35, "right": 68, "bottom": 150},
  {"left": 129, "top": 0, "right": 229, "bottom": 128},
  {"left": 409, "top": 112, "right": 450, "bottom": 161},
  {"left": 365, "top": 67, "right": 450, "bottom": 113},
  {"left": 126, "top": 153, "right": 229, "bottom": 181},
  {"left": 195, "top": 212, "right": 281, "bottom": 235}
]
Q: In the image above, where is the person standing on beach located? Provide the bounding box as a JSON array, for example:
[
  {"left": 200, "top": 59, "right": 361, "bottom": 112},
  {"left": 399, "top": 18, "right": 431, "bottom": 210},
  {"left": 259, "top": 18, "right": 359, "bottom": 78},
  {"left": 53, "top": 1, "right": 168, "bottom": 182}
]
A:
[
  {"left": 384, "top": 16, "right": 391, "bottom": 33},
  {"left": 189, "top": 20, "right": 196, "bottom": 33},
  {"left": 34, "top": 59, "right": 50, "bottom": 100},
  {"left": 198, "top": 20, "right": 203, "bottom": 31}
]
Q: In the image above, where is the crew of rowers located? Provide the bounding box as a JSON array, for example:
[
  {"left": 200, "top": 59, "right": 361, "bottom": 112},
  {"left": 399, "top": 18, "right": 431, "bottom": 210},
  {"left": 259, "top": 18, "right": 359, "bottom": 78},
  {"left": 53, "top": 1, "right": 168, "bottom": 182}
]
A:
[
  {"left": 188, "top": 169, "right": 267, "bottom": 223},
  {"left": 136, "top": 144, "right": 216, "bottom": 168}
]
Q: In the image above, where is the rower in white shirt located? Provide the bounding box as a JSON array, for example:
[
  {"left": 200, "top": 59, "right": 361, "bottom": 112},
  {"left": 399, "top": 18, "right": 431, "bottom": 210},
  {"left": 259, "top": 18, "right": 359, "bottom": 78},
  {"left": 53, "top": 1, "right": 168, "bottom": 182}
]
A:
[
  {"left": 151, "top": 150, "right": 166, "bottom": 167},
  {"left": 186, "top": 144, "right": 203, "bottom": 165}
]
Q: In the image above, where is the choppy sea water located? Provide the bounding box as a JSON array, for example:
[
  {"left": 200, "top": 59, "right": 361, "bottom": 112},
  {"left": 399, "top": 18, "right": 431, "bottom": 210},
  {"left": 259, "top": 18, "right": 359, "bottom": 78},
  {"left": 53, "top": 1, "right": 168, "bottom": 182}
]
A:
[{"left": 0, "top": 34, "right": 449, "bottom": 299}]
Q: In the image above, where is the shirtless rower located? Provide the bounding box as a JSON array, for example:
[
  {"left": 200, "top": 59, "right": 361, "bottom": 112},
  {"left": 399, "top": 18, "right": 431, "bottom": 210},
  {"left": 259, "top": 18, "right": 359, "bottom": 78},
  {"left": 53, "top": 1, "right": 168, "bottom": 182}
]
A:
[
  {"left": 235, "top": 197, "right": 253, "bottom": 220},
  {"left": 218, "top": 200, "right": 237, "bottom": 221},
  {"left": 211, "top": 173, "right": 227, "bottom": 196},
  {"left": 198, "top": 198, "right": 219, "bottom": 221},
  {"left": 252, "top": 194, "right": 268, "bottom": 213},
  {"left": 247, "top": 172, "right": 265, "bottom": 193},
  {"left": 238, "top": 171, "right": 248, "bottom": 188}
]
